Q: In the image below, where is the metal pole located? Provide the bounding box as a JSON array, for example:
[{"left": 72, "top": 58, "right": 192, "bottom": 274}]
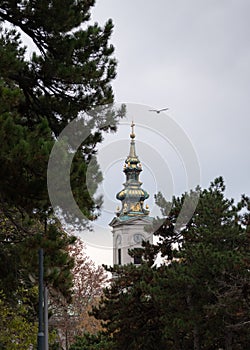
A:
[
  {"left": 44, "top": 286, "right": 49, "bottom": 350},
  {"left": 37, "top": 248, "right": 44, "bottom": 349}
]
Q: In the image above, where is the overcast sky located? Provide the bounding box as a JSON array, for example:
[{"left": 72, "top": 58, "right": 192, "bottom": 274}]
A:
[
  {"left": 81, "top": 0, "right": 250, "bottom": 265},
  {"left": 91, "top": 0, "right": 249, "bottom": 196}
]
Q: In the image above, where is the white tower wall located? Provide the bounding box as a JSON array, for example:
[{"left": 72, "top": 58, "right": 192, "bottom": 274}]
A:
[{"left": 112, "top": 219, "right": 153, "bottom": 265}]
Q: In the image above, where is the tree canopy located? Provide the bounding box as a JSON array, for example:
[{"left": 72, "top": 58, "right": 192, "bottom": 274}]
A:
[
  {"left": 89, "top": 177, "right": 250, "bottom": 350},
  {"left": 0, "top": 0, "right": 122, "bottom": 347},
  {"left": 0, "top": 0, "right": 123, "bottom": 217},
  {"left": 51, "top": 237, "right": 107, "bottom": 349}
]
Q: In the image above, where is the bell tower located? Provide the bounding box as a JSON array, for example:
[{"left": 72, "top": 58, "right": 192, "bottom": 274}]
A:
[{"left": 109, "top": 121, "right": 153, "bottom": 265}]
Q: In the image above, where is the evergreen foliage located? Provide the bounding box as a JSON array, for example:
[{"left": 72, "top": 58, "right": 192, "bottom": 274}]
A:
[
  {"left": 90, "top": 177, "right": 250, "bottom": 349},
  {"left": 0, "top": 0, "right": 122, "bottom": 217},
  {"left": 69, "top": 332, "right": 113, "bottom": 350},
  {"left": 0, "top": 0, "right": 121, "bottom": 346}
]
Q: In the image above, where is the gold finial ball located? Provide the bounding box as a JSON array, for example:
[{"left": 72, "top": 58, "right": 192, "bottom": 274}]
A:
[
  {"left": 116, "top": 206, "right": 120, "bottom": 211},
  {"left": 130, "top": 132, "right": 135, "bottom": 139},
  {"left": 146, "top": 204, "right": 149, "bottom": 209}
]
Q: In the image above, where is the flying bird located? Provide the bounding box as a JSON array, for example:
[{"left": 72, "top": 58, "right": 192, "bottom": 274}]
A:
[{"left": 149, "top": 107, "right": 169, "bottom": 114}]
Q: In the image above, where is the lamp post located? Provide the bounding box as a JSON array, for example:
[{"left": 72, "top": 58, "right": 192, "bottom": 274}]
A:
[
  {"left": 37, "top": 247, "right": 44, "bottom": 349},
  {"left": 44, "top": 286, "right": 49, "bottom": 350}
]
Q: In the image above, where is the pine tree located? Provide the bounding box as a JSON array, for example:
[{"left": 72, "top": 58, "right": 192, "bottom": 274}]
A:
[
  {"left": 152, "top": 178, "right": 250, "bottom": 349},
  {"left": 91, "top": 178, "right": 250, "bottom": 349},
  {"left": 92, "top": 263, "right": 166, "bottom": 350},
  {"left": 0, "top": 0, "right": 123, "bottom": 217},
  {"left": 0, "top": 1, "right": 123, "bottom": 345}
]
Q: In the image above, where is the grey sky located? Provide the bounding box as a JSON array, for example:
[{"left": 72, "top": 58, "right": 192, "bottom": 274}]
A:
[
  {"left": 91, "top": 0, "right": 249, "bottom": 198},
  {"left": 4, "top": 1, "right": 249, "bottom": 264},
  {"left": 83, "top": 1, "right": 250, "bottom": 265}
]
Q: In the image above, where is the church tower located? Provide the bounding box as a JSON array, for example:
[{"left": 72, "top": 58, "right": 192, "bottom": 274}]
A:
[{"left": 109, "top": 121, "right": 153, "bottom": 265}]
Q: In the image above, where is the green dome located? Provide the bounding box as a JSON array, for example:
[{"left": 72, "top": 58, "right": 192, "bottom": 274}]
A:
[
  {"left": 116, "top": 187, "right": 149, "bottom": 201},
  {"left": 115, "top": 121, "right": 150, "bottom": 217}
]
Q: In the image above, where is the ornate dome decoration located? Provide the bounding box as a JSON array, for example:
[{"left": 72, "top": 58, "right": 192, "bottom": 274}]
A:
[{"left": 116, "top": 121, "right": 150, "bottom": 217}]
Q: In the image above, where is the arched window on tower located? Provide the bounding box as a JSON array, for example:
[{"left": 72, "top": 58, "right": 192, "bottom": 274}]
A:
[
  {"left": 118, "top": 248, "right": 121, "bottom": 265},
  {"left": 116, "top": 235, "right": 122, "bottom": 265}
]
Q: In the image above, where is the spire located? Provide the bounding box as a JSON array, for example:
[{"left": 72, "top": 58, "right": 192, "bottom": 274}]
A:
[
  {"left": 128, "top": 121, "right": 136, "bottom": 158},
  {"left": 130, "top": 120, "right": 135, "bottom": 138},
  {"left": 116, "top": 121, "right": 149, "bottom": 217}
]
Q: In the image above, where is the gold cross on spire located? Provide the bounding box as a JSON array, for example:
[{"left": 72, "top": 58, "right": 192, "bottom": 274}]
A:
[{"left": 130, "top": 120, "right": 135, "bottom": 139}]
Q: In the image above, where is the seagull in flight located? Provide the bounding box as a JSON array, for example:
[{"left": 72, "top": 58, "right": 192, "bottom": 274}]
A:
[{"left": 149, "top": 107, "right": 169, "bottom": 114}]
